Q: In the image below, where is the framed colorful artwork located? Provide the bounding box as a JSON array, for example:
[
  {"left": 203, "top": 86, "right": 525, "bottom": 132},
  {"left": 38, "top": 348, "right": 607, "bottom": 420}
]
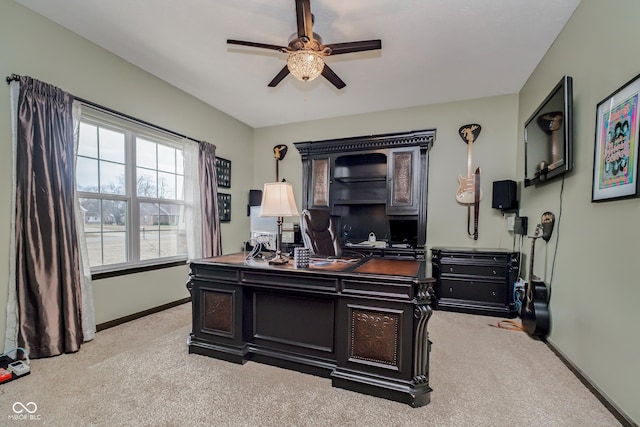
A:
[{"left": 592, "top": 73, "right": 640, "bottom": 201}]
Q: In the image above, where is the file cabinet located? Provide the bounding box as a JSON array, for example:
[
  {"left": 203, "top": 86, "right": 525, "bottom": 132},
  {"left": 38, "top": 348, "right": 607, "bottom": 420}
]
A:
[{"left": 431, "top": 247, "right": 519, "bottom": 317}]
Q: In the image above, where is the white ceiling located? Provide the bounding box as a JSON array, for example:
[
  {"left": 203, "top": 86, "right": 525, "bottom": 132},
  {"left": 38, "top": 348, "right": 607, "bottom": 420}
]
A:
[{"left": 16, "top": 0, "right": 581, "bottom": 128}]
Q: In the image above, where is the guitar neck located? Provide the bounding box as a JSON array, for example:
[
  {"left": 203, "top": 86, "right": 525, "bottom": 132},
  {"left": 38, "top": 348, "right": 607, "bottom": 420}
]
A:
[
  {"left": 528, "top": 224, "right": 547, "bottom": 287},
  {"left": 467, "top": 140, "right": 474, "bottom": 176},
  {"left": 529, "top": 235, "right": 536, "bottom": 285}
]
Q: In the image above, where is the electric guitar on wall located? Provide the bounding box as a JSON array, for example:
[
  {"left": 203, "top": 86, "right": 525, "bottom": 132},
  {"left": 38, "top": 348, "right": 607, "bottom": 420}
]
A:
[
  {"left": 273, "top": 144, "right": 288, "bottom": 182},
  {"left": 456, "top": 124, "right": 483, "bottom": 204},
  {"left": 521, "top": 221, "right": 551, "bottom": 337}
]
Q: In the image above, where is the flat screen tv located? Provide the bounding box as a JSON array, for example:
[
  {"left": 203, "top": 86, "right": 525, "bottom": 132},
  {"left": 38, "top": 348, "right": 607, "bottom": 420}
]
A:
[{"left": 524, "top": 75, "right": 573, "bottom": 187}]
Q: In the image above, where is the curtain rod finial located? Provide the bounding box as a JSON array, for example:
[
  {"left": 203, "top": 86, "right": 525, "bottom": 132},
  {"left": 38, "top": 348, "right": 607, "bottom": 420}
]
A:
[{"left": 6, "top": 73, "right": 21, "bottom": 85}]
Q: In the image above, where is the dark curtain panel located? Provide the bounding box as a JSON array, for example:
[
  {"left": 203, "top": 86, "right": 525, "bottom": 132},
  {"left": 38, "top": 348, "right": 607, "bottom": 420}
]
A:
[
  {"left": 15, "top": 76, "right": 83, "bottom": 358},
  {"left": 199, "top": 141, "right": 222, "bottom": 257}
]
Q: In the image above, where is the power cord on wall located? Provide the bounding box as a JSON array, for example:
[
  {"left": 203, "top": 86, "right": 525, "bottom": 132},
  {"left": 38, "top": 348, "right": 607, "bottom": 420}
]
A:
[
  {"left": 498, "top": 213, "right": 507, "bottom": 248},
  {"left": 548, "top": 175, "right": 565, "bottom": 300}
]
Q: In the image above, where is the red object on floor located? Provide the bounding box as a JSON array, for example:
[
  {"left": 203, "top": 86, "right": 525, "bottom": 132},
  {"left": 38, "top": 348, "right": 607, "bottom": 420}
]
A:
[{"left": 0, "top": 368, "right": 12, "bottom": 383}]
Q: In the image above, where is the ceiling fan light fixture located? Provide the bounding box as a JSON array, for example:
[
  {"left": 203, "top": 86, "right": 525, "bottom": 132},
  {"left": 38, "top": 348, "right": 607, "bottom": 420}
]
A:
[{"left": 287, "top": 49, "right": 324, "bottom": 82}]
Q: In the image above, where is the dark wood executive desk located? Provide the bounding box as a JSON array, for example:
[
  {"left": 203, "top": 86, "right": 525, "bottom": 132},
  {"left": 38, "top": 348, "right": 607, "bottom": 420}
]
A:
[{"left": 187, "top": 253, "right": 435, "bottom": 407}]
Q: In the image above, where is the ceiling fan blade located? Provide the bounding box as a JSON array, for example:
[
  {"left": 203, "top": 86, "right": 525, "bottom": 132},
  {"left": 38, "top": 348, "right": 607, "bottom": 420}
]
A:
[
  {"left": 227, "top": 39, "right": 287, "bottom": 52},
  {"left": 325, "top": 40, "right": 382, "bottom": 55},
  {"left": 268, "top": 66, "right": 290, "bottom": 87},
  {"left": 321, "top": 65, "right": 346, "bottom": 90},
  {"left": 295, "top": 0, "right": 313, "bottom": 41}
]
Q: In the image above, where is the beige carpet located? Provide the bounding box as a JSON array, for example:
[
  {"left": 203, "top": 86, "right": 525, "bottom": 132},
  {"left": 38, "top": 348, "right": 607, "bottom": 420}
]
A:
[{"left": 0, "top": 303, "right": 620, "bottom": 426}]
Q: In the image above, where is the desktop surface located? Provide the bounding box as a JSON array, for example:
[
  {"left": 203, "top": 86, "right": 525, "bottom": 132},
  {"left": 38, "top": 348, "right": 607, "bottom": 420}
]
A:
[{"left": 200, "top": 253, "right": 423, "bottom": 276}]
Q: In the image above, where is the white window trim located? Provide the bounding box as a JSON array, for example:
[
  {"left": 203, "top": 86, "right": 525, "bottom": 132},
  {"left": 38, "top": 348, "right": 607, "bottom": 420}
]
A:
[{"left": 78, "top": 107, "right": 188, "bottom": 274}]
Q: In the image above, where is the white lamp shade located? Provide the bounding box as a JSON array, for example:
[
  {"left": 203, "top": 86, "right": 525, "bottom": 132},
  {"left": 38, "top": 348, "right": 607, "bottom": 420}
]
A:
[{"left": 259, "top": 182, "right": 299, "bottom": 218}]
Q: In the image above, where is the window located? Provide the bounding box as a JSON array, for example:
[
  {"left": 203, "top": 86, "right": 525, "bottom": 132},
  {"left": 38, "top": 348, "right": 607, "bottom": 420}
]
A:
[{"left": 76, "top": 109, "right": 186, "bottom": 272}]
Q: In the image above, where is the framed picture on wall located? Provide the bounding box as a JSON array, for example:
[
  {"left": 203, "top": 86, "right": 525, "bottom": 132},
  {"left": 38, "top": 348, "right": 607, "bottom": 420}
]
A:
[
  {"left": 218, "top": 193, "right": 231, "bottom": 222},
  {"left": 216, "top": 157, "right": 231, "bottom": 188},
  {"left": 592, "top": 73, "right": 640, "bottom": 201}
]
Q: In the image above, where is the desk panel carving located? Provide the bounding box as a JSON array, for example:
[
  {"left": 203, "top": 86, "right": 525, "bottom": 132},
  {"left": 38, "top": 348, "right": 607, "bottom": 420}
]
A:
[
  {"left": 351, "top": 309, "right": 399, "bottom": 367},
  {"left": 203, "top": 290, "right": 233, "bottom": 335}
]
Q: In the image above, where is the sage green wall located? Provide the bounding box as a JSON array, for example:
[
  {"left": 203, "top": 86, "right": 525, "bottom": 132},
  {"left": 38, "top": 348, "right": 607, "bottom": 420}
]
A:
[
  {"left": 517, "top": 0, "right": 639, "bottom": 423},
  {"left": 254, "top": 94, "right": 520, "bottom": 256},
  {"left": 2, "top": 0, "right": 637, "bottom": 423},
  {"left": 0, "top": 1, "right": 254, "bottom": 343}
]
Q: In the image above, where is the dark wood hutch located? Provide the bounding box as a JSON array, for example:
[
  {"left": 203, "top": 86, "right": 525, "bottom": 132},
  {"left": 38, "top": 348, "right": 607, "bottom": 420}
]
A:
[{"left": 294, "top": 129, "right": 436, "bottom": 259}]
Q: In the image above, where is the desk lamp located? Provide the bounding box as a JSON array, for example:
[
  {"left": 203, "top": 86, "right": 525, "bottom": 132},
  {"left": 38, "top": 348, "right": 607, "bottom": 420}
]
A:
[{"left": 259, "top": 182, "right": 299, "bottom": 264}]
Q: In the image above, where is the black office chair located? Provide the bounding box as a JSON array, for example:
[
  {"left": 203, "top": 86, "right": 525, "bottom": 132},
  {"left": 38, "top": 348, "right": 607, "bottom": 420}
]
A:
[{"left": 300, "top": 209, "right": 342, "bottom": 257}]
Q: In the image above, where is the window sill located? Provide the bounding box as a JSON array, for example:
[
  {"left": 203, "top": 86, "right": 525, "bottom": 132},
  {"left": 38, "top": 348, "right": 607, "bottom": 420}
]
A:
[{"left": 91, "top": 259, "right": 188, "bottom": 280}]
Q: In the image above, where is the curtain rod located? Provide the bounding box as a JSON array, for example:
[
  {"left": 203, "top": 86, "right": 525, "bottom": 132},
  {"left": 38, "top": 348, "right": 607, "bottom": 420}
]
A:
[{"left": 5, "top": 73, "right": 204, "bottom": 144}]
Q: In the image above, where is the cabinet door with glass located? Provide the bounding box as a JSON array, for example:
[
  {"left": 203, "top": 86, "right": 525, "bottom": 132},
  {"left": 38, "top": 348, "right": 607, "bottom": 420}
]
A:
[
  {"left": 308, "top": 156, "right": 332, "bottom": 209},
  {"left": 387, "top": 147, "right": 420, "bottom": 215}
]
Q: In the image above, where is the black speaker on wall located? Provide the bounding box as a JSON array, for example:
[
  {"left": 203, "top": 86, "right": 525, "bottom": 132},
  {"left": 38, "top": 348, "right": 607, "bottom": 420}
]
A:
[
  {"left": 492, "top": 180, "right": 518, "bottom": 211},
  {"left": 247, "top": 189, "right": 262, "bottom": 216}
]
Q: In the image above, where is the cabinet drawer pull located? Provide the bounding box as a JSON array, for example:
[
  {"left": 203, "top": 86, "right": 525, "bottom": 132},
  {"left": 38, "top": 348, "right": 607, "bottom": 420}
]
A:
[{"left": 492, "top": 270, "right": 497, "bottom": 275}]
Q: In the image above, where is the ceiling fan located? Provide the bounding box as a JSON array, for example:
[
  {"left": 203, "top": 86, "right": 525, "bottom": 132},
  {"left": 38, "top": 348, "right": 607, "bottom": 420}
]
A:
[{"left": 227, "top": 0, "right": 382, "bottom": 90}]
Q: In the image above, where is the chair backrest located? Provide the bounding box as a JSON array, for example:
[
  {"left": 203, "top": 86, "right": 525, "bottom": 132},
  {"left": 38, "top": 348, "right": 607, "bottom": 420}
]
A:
[{"left": 300, "top": 209, "right": 342, "bottom": 257}]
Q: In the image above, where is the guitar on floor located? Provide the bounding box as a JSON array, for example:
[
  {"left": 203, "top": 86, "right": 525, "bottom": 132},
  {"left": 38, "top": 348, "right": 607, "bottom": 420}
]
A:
[
  {"left": 521, "top": 221, "right": 551, "bottom": 337},
  {"left": 457, "top": 124, "right": 482, "bottom": 239}
]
